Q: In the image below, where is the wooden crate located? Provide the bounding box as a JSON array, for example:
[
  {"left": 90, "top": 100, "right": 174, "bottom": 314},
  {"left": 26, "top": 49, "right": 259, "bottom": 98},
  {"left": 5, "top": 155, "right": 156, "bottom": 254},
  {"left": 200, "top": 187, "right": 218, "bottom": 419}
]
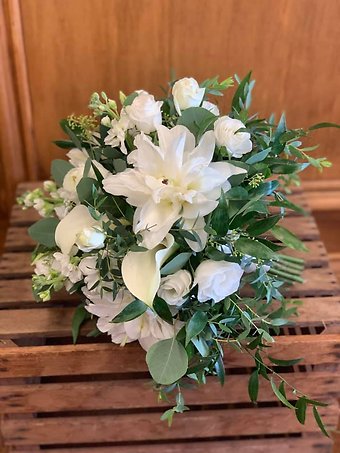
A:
[{"left": 0, "top": 183, "right": 339, "bottom": 453}]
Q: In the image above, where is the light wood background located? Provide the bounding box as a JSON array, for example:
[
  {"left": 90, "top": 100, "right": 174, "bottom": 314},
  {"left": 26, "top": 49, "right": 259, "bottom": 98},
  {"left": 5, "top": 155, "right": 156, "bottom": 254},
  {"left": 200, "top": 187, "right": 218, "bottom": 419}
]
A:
[{"left": 1, "top": 0, "right": 340, "bottom": 218}]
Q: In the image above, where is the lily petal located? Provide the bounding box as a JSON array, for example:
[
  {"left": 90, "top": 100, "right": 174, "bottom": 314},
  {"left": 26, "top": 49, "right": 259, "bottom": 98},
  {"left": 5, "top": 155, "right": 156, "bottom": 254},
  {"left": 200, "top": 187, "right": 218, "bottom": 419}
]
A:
[
  {"left": 122, "top": 234, "right": 178, "bottom": 306},
  {"left": 55, "top": 205, "right": 98, "bottom": 255}
]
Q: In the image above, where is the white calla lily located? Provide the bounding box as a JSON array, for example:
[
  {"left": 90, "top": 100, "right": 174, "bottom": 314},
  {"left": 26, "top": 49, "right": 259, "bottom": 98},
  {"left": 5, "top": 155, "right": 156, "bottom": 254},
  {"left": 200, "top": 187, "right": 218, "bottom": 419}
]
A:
[
  {"left": 103, "top": 125, "right": 247, "bottom": 250},
  {"left": 55, "top": 205, "right": 103, "bottom": 255},
  {"left": 121, "top": 234, "right": 178, "bottom": 306}
]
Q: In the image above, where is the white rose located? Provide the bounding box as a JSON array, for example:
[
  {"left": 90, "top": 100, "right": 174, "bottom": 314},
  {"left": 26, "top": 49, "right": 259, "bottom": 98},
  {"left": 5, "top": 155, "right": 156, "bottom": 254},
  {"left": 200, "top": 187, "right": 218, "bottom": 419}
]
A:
[
  {"left": 202, "top": 101, "right": 220, "bottom": 116},
  {"left": 172, "top": 77, "right": 205, "bottom": 115},
  {"left": 194, "top": 260, "right": 244, "bottom": 303},
  {"left": 214, "top": 116, "right": 252, "bottom": 158},
  {"left": 158, "top": 270, "right": 192, "bottom": 306},
  {"left": 125, "top": 92, "right": 163, "bottom": 134},
  {"left": 62, "top": 166, "right": 84, "bottom": 199},
  {"left": 76, "top": 227, "right": 106, "bottom": 252},
  {"left": 67, "top": 148, "right": 88, "bottom": 167}
]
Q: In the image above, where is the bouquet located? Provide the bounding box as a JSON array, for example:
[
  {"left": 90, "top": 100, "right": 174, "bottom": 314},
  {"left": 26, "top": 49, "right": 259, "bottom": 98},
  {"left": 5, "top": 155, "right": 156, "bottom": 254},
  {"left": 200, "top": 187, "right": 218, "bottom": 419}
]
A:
[{"left": 19, "top": 73, "right": 338, "bottom": 432}]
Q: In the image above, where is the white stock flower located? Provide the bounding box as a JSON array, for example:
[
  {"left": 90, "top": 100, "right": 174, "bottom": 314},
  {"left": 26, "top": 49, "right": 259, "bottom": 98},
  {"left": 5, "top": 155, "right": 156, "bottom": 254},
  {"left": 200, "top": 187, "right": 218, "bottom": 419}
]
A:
[
  {"left": 202, "top": 101, "right": 220, "bottom": 116},
  {"left": 172, "top": 77, "right": 205, "bottom": 115},
  {"left": 124, "top": 310, "right": 183, "bottom": 351},
  {"left": 214, "top": 116, "right": 252, "bottom": 158},
  {"left": 103, "top": 125, "right": 247, "bottom": 250},
  {"left": 158, "top": 270, "right": 192, "bottom": 306},
  {"left": 85, "top": 288, "right": 183, "bottom": 350},
  {"left": 125, "top": 91, "right": 163, "bottom": 134},
  {"left": 104, "top": 110, "right": 132, "bottom": 154},
  {"left": 85, "top": 289, "right": 136, "bottom": 345},
  {"left": 52, "top": 252, "right": 82, "bottom": 283},
  {"left": 55, "top": 205, "right": 105, "bottom": 255},
  {"left": 194, "top": 260, "right": 244, "bottom": 303}
]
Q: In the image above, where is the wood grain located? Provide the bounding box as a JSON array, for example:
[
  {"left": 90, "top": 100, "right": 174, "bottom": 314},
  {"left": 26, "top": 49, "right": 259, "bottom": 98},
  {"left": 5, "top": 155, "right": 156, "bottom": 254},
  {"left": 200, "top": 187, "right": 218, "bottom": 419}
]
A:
[
  {"left": 0, "top": 334, "right": 340, "bottom": 379},
  {"left": 2, "top": 405, "right": 338, "bottom": 445},
  {"left": 36, "top": 437, "right": 333, "bottom": 453},
  {"left": 0, "top": 371, "right": 338, "bottom": 414}
]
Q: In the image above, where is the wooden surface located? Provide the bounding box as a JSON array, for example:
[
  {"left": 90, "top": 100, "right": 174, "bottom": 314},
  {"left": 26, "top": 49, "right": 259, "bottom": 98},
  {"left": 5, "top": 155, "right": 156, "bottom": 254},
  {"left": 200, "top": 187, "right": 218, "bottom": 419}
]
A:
[
  {"left": 1, "top": 0, "right": 340, "bottom": 223},
  {"left": 0, "top": 183, "right": 339, "bottom": 452}
]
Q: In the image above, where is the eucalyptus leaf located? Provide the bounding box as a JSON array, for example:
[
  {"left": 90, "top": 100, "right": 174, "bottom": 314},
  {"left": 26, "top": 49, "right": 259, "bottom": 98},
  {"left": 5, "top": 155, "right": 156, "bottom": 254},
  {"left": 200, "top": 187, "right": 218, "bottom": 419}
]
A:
[
  {"left": 153, "top": 296, "right": 173, "bottom": 325},
  {"left": 51, "top": 159, "right": 74, "bottom": 186},
  {"left": 28, "top": 218, "right": 59, "bottom": 248},
  {"left": 146, "top": 337, "right": 188, "bottom": 385},
  {"left": 161, "top": 253, "right": 192, "bottom": 276}
]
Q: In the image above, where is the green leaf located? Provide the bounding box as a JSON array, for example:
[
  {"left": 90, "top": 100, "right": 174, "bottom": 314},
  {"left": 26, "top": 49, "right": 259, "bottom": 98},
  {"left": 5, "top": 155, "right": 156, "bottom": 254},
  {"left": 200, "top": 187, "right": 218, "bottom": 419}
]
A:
[
  {"left": 248, "top": 370, "right": 259, "bottom": 402},
  {"left": 270, "top": 379, "right": 295, "bottom": 409},
  {"left": 268, "top": 356, "right": 302, "bottom": 367},
  {"left": 313, "top": 406, "right": 330, "bottom": 437},
  {"left": 234, "top": 237, "right": 274, "bottom": 259},
  {"left": 245, "top": 148, "right": 271, "bottom": 164},
  {"left": 60, "top": 119, "right": 82, "bottom": 149},
  {"left": 270, "top": 225, "right": 308, "bottom": 252},
  {"left": 53, "top": 140, "right": 75, "bottom": 149},
  {"left": 72, "top": 304, "right": 90, "bottom": 344},
  {"left": 161, "top": 253, "right": 192, "bottom": 276},
  {"left": 123, "top": 92, "right": 138, "bottom": 106},
  {"left": 177, "top": 107, "right": 217, "bottom": 137},
  {"left": 76, "top": 177, "right": 98, "bottom": 204},
  {"left": 112, "top": 299, "right": 147, "bottom": 323},
  {"left": 309, "top": 122, "right": 340, "bottom": 131},
  {"left": 185, "top": 312, "right": 208, "bottom": 346},
  {"left": 295, "top": 397, "right": 307, "bottom": 424},
  {"left": 246, "top": 215, "right": 281, "bottom": 236},
  {"left": 51, "top": 159, "right": 74, "bottom": 186},
  {"left": 28, "top": 218, "right": 59, "bottom": 248},
  {"left": 232, "top": 72, "right": 252, "bottom": 113},
  {"left": 153, "top": 296, "right": 173, "bottom": 325},
  {"left": 146, "top": 337, "right": 188, "bottom": 385}
]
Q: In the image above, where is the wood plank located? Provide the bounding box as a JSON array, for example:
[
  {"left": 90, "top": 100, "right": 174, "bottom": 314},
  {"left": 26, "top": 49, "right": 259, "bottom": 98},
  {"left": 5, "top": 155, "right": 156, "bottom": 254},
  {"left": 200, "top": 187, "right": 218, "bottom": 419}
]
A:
[
  {"left": 0, "top": 295, "right": 339, "bottom": 339},
  {"left": 1, "top": 335, "right": 340, "bottom": 378},
  {"left": 0, "top": 279, "right": 77, "bottom": 308},
  {"left": 38, "top": 436, "right": 333, "bottom": 453},
  {"left": 0, "top": 371, "right": 338, "bottom": 414},
  {"left": 1, "top": 405, "right": 337, "bottom": 445}
]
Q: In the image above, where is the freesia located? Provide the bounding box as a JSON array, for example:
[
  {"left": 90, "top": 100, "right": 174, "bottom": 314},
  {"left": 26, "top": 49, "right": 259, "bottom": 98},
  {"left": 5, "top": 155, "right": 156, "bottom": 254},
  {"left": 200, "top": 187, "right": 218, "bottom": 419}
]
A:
[{"left": 103, "top": 125, "right": 247, "bottom": 250}]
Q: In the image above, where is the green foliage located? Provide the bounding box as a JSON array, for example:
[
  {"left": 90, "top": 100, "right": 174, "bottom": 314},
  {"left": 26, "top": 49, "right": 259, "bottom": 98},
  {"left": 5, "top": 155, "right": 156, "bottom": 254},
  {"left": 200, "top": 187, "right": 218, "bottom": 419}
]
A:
[
  {"left": 28, "top": 218, "right": 59, "bottom": 248},
  {"left": 177, "top": 107, "right": 217, "bottom": 138},
  {"left": 112, "top": 300, "right": 147, "bottom": 323},
  {"left": 72, "top": 304, "right": 90, "bottom": 344},
  {"left": 271, "top": 225, "right": 308, "bottom": 252},
  {"left": 146, "top": 338, "right": 188, "bottom": 385},
  {"left": 51, "top": 159, "right": 73, "bottom": 186}
]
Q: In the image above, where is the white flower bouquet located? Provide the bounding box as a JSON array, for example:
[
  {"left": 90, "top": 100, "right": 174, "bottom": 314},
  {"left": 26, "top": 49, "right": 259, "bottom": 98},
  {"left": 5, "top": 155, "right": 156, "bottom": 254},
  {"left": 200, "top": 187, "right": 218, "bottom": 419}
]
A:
[{"left": 19, "top": 73, "right": 338, "bottom": 432}]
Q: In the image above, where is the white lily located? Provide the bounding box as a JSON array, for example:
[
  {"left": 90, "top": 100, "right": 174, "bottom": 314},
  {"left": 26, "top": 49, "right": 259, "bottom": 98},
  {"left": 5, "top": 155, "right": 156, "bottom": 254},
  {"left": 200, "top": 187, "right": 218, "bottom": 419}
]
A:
[
  {"left": 103, "top": 125, "right": 247, "bottom": 250},
  {"left": 121, "top": 234, "right": 178, "bottom": 306},
  {"left": 55, "top": 205, "right": 104, "bottom": 255}
]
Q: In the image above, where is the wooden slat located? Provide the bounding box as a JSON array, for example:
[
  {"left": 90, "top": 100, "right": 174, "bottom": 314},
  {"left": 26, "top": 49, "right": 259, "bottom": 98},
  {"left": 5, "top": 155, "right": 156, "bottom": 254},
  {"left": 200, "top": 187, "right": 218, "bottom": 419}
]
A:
[
  {"left": 0, "top": 295, "right": 339, "bottom": 340},
  {"left": 1, "top": 335, "right": 340, "bottom": 378},
  {"left": 37, "top": 436, "right": 333, "bottom": 453},
  {"left": 0, "top": 280, "right": 77, "bottom": 308},
  {"left": 0, "top": 371, "right": 338, "bottom": 414},
  {"left": 2, "top": 405, "right": 337, "bottom": 445}
]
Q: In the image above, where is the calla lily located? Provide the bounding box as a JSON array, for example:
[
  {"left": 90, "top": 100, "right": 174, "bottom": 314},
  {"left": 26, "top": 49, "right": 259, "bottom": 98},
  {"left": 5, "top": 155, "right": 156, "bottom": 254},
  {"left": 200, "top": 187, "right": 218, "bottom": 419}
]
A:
[
  {"left": 121, "top": 234, "right": 178, "bottom": 306},
  {"left": 55, "top": 205, "right": 101, "bottom": 255}
]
